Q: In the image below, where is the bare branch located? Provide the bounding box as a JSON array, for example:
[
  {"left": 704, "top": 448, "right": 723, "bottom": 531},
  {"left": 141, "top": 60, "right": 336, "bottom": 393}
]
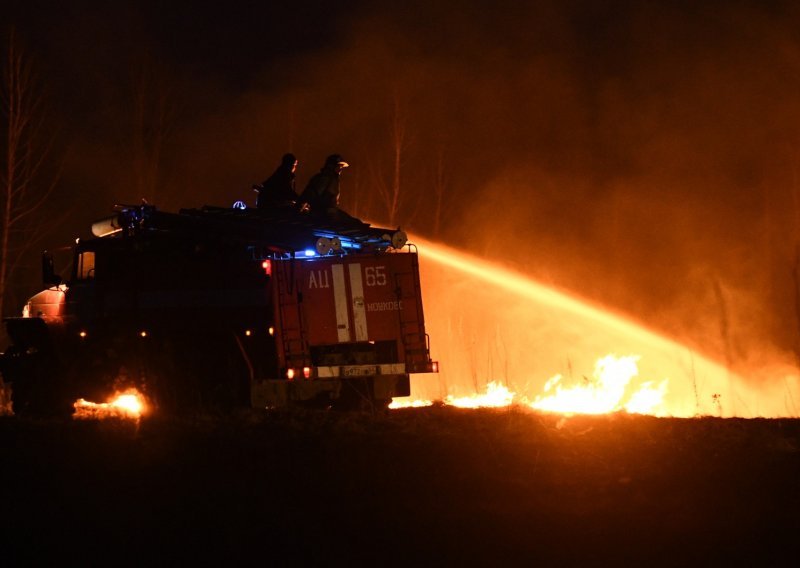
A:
[{"left": 1, "top": 30, "right": 64, "bottom": 320}]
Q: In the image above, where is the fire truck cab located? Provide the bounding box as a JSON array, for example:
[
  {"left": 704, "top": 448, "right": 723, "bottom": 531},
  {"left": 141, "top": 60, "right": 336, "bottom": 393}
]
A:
[{"left": 0, "top": 204, "right": 437, "bottom": 414}]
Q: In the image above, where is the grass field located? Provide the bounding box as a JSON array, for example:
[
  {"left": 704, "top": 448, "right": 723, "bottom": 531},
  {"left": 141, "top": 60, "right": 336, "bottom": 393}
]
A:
[{"left": 2, "top": 407, "right": 800, "bottom": 566}]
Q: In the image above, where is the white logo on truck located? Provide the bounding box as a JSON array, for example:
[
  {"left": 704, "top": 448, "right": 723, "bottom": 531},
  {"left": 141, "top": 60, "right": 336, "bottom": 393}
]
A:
[{"left": 367, "top": 300, "right": 403, "bottom": 312}]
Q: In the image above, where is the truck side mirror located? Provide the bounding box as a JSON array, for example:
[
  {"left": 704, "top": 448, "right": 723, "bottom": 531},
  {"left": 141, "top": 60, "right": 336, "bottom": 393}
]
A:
[{"left": 42, "top": 250, "right": 62, "bottom": 287}]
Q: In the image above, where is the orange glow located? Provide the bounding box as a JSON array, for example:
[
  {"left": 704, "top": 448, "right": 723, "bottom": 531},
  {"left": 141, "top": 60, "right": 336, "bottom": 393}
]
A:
[
  {"left": 73, "top": 389, "right": 147, "bottom": 420},
  {"left": 446, "top": 381, "right": 515, "bottom": 408},
  {"left": 0, "top": 381, "right": 12, "bottom": 416},
  {"left": 389, "top": 398, "right": 434, "bottom": 409},
  {"left": 392, "top": 354, "right": 668, "bottom": 415},
  {"left": 389, "top": 237, "right": 792, "bottom": 418},
  {"left": 530, "top": 355, "right": 668, "bottom": 415}
]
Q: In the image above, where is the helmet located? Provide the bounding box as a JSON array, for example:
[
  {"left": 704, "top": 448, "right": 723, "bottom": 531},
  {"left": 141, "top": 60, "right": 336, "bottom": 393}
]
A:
[{"left": 324, "top": 154, "right": 349, "bottom": 168}]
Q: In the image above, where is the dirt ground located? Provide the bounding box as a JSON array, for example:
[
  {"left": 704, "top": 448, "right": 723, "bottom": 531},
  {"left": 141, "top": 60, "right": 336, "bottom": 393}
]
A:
[{"left": 2, "top": 407, "right": 800, "bottom": 566}]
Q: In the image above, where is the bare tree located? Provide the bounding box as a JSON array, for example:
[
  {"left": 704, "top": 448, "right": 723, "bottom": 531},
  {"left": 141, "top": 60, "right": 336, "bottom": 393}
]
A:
[
  {"left": 131, "top": 57, "right": 174, "bottom": 205},
  {"left": 711, "top": 278, "right": 737, "bottom": 417},
  {"left": 1, "top": 31, "right": 62, "bottom": 324},
  {"left": 431, "top": 143, "right": 448, "bottom": 237},
  {"left": 790, "top": 153, "right": 800, "bottom": 369},
  {"left": 286, "top": 95, "right": 296, "bottom": 152},
  {"left": 374, "top": 88, "right": 409, "bottom": 227}
]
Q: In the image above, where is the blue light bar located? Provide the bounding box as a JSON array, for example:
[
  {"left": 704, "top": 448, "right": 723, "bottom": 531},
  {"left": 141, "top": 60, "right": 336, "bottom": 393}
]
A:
[{"left": 304, "top": 249, "right": 316, "bottom": 257}]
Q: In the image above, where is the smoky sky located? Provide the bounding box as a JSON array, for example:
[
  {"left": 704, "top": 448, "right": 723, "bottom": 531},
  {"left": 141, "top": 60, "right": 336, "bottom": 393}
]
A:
[{"left": 5, "top": 0, "right": 800, "bottom": 372}]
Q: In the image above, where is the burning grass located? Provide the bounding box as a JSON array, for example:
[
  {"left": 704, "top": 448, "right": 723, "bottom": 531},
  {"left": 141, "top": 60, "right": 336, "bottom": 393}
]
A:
[
  {"left": 393, "top": 354, "right": 673, "bottom": 415},
  {"left": 72, "top": 388, "right": 148, "bottom": 420},
  {"left": 2, "top": 406, "right": 800, "bottom": 564}
]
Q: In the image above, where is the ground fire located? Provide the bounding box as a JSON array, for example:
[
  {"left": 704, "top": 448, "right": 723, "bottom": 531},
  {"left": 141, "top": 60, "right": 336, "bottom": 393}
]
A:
[
  {"left": 73, "top": 389, "right": 147, "bottom": 420},
  {"left": 391, "top": 353, "right": 668, "bottom": 415},
  {"left": 398, "top": 237, "right": 800, "bottom": 418},
  {"left": 530, "top": 355, "right": 668, "bottom": 415}
]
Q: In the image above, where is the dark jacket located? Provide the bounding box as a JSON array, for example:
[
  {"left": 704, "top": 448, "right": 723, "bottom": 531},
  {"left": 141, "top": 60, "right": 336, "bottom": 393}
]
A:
[
  {"left": 257, "top": 158, "right": 297, "bottom": 209},
  {"left": 299, "top": 166, "right": 340, "bottom": 211}
]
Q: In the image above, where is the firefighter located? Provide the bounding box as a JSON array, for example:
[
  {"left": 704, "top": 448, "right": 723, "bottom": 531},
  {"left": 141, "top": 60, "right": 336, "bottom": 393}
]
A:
[
  {"left": 299, "top": 154, "right": 365, "bottom": 226},
  {"left": 255, "top": 153, "right": 299, "bottom": 210},
  {"left": 298, "top": 154, "right": 349, "bottom": 212}
]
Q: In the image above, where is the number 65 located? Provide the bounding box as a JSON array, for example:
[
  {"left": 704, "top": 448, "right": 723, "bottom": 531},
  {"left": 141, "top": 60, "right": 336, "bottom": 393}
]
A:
[{"left": 365, "top": 266, "right": 386, "bottom": 286}]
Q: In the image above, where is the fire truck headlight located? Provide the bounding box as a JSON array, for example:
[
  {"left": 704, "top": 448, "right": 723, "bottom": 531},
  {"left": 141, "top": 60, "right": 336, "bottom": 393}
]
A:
[{"left": 286, "top": 368, "right": 295, "bottom": 380}]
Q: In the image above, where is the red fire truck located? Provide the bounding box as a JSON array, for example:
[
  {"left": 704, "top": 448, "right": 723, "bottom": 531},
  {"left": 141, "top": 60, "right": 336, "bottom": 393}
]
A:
[{"left": 0, "top": 204, "right": 437, "bottom": 414}]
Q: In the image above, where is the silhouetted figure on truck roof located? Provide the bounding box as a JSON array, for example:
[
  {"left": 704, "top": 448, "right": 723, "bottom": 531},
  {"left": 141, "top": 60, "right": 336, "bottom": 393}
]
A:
[
  {"left": 299, "top": 154, "right": 364, "bottom": 227},
  {"left": 299, "top": 154, "right": 347, "bottom": 211},
  {"left": 255, "top": 153, "right": 298, "bottom": 210}
]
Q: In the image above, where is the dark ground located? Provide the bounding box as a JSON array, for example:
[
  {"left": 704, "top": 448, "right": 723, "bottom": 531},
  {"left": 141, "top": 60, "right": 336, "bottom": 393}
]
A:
[{"left": 2, "top": 407, "right": 800, "bottom": 566}]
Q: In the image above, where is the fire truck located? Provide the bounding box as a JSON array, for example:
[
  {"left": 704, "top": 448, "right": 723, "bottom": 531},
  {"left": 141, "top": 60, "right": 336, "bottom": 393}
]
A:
[{"left": 0, "top": 204, "right": 437, "bottom": 415}]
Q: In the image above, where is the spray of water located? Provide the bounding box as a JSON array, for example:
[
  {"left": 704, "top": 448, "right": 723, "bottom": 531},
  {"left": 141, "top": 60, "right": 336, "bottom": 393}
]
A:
[{"left": 401, "top": 237, "right": 800, "bottom": 417}]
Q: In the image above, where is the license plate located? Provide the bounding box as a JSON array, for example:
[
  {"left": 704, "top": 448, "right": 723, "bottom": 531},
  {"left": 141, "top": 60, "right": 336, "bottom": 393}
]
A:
[{"left": 342, "top": 365, "right": 375, "bottom": 377}]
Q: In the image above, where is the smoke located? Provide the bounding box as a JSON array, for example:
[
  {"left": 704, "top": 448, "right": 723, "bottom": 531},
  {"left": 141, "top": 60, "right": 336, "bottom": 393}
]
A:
[
  {"left": 6, "top": 0, "right": 800, "bottom": 380},
  {"left": 413, "top": 236, "right": 800, "bottom": 417}
]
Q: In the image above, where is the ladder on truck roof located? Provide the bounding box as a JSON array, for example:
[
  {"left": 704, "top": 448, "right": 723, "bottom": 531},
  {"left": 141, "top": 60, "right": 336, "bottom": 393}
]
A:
[
  {"left": 102, "top": 203, "right": 406, "bottom": 254},
  {"left": 178, "top": 206, "right": 405, "bottom": 253}
]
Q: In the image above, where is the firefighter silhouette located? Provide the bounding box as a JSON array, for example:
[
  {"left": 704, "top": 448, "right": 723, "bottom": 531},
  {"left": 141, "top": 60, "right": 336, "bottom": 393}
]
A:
[
  {"left": 299, "top": 154, "right": 364, "bottom": 227},
  {"left": 299, "top": 154, "right": 348, "bottom": 212},
  {"left": 255, "top": 153, "right": 298, "bottom": 209}
]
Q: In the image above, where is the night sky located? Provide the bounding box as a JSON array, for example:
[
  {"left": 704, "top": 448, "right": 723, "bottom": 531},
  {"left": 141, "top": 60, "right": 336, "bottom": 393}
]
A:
[{"left": 4, "top": 0, "right": 800, "bottom": 375}]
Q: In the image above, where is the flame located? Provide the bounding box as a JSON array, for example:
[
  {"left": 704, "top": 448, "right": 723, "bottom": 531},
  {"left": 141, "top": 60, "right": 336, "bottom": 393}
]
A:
[
  {"left": 530, "top": 354, "right": 668, "bottom": 415},
  {"left": 389, "top": 398, "right": 434, "bottom": 409},
  {"left": 445, "top": 381, "right": 515, "bottom": 408},
  {"left": 625, "top": 379, "right": 669, "bottom": 415},
  {"left": 399, "top": 236, "right": 800, "bottom": 418},
  {"left": 73, "top": 389, "right": 147, "bottom": 420},
  {"left": 393, "top": 354, "right": 669, "bottom": 415}
]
